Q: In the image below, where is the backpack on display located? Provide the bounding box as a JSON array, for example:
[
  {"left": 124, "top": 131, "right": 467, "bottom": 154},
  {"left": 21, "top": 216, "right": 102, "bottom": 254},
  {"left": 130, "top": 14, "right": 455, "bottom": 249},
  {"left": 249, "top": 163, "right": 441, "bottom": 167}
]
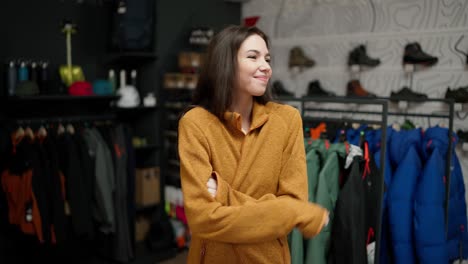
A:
[{"left": 110, "top": 0, "right": 155, "bottom": 51}]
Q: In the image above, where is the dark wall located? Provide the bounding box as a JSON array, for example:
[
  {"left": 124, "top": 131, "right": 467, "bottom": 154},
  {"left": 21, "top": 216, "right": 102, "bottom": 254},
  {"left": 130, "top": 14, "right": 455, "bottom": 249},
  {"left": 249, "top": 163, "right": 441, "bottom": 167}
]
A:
[
  {"left": 0, "top": 0, "right": 240, "bottom": 262},
  {"left": 0, "top": 0, "right": 241, "bottom": 97},
  {"left": 1, "top": 0, "right": 112, "bottom": 87},
  {"left": 155, "top": 0, "right": 241, "bottom": 78}
]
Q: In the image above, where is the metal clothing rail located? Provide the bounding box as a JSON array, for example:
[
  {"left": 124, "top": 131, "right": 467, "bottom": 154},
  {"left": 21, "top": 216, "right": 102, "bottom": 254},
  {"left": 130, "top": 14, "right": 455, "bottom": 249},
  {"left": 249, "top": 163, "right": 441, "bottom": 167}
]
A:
[
  {"left": 301, "top": 97, "right": 455, "bottom": 216},
  {"left": 301, "top": 96, "right": 455, "bottom": 235},
  {"left": 278, "top": 96, "right": 388, "bottom": 264},
  {"left": 278, "top": 95, "right": 455, "bottom": 264}
]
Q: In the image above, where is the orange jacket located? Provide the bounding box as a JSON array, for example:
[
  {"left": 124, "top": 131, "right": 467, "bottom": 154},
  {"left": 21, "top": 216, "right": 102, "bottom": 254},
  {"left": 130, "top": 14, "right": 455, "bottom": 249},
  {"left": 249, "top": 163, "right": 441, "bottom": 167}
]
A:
[
  {"left": 2, "top": 167, "right": 43, "bottom": 242},
  {"left": 178, "top": 101, "right": 327, "bottom": 263}
]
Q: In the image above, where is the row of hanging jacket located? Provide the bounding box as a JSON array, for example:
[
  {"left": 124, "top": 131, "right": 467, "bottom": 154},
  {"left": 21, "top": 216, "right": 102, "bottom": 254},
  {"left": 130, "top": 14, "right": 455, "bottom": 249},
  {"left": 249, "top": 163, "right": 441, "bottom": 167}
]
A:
[
  {"left": 378, "top": 125, "right": 468, "bottom": 264},
  {"left": 0, "top": 121, "right": 136, "bottom": 263},
  {"left": 291, "top": 121, "right": 468, "bottom": 264},
  {"left": 289, "top": 134, "right": 381, "bottom": 264}
]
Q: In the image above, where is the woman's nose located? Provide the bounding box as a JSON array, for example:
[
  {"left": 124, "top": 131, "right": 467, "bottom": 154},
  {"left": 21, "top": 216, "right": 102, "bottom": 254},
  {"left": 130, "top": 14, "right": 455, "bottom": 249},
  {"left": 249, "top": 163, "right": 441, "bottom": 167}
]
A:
[{"left": 259, "top": 62, "right": 271, "bottom": 72}]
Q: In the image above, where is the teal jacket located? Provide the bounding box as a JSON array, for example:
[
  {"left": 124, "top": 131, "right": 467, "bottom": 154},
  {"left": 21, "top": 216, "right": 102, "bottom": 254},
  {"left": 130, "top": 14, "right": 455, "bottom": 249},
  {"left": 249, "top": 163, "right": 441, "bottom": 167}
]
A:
[
  {"left": 290, "top": 139, "right": 328, "bottom": 264},
  {"left": 305, "top": 142, "right": 347, "bottom": 264}
]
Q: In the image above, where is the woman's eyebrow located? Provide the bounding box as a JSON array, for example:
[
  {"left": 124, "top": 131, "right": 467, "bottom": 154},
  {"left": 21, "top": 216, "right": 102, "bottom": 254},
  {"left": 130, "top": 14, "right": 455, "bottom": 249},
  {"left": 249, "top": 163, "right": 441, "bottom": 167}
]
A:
[{"left": 246, "top": 49, "right": 270, "bottom": 57}]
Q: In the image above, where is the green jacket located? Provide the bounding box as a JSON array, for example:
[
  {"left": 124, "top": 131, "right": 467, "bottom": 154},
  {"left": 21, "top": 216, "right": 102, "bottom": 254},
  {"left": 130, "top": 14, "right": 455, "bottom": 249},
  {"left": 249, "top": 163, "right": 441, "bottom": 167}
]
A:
[
  {"left": 290, "top": 139, "right": 328, "bottom": 264},
  {"left": 305, "top": 142, "right": 347, "bottom": 264}
]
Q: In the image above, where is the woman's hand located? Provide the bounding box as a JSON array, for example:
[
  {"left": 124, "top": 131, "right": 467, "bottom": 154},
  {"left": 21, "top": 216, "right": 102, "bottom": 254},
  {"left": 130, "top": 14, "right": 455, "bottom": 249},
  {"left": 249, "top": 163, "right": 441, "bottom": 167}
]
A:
[
  {"left": 207, "top": 177, "right": 218, "bottom": 197},
  {"left": 324, "top": 211, "right": 330, "bottom": 226}
]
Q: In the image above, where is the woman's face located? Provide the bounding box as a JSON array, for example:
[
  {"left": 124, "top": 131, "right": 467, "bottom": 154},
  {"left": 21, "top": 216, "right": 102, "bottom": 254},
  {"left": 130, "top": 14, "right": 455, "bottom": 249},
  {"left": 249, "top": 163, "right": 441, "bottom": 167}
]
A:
[{"left": 235, "top": 34, "right": 272, "bottom": 98}]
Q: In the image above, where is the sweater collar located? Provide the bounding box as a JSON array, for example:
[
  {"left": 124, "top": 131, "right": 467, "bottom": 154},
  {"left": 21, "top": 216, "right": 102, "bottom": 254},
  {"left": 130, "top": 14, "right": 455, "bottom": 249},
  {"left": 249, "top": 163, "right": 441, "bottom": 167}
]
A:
[{"left": 223, "top": 101, "right": 269, "bottom": 133}]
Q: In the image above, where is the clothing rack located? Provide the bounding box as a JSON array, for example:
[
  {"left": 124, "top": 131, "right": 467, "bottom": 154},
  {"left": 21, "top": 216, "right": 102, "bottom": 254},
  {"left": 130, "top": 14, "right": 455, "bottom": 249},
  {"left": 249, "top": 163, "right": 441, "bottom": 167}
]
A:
[
  {"left": 299, "top": 96, "right": 455, "bottom": 234},
  {"left": 278, "top": 96, "right": 455, "bottom": 264},
  {"left": 279, "top": 96, "right": 388, "bottom": 264}
]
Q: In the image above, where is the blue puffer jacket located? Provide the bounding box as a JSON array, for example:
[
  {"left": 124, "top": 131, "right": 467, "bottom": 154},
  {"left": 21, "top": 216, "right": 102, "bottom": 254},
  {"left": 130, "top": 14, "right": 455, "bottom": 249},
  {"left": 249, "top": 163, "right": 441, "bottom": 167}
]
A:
[
  {"left": 388, "top": 128, "right": 423, "bottom": 263},
  {"left": 426, "top": 128, "right": 468, "bottom": 261},
  {"left": 371, "top": 126, "right": 395, "bottom": 264},
  {"left": 448, "top": 136, "right": 468, "bottom": 261},
  {"left": 415, "top": 126, "right": 448, "bottom": 263}
]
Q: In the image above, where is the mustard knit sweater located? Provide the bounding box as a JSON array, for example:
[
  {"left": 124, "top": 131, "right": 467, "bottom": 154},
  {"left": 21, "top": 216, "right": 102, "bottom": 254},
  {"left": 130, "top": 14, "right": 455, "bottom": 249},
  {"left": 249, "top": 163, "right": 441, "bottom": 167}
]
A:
[{"left": 178, "top": 101, "right": 328, "bottom": 264}]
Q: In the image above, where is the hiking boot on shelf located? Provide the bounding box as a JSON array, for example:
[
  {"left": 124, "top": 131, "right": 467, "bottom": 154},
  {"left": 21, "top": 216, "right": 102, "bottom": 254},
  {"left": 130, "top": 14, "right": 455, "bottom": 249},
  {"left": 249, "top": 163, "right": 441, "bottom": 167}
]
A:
[
  {"left": 445, "top": 86, "right": 468, "bottom": 103},
  {"left": 390, "top": 87, "right": 428, "bottom": 102},
  {"left": 289, "top": 46, "right": 315, "bottom": 70},
  {"left": 403, "top": 42, "right": 438, "bottom": 66},
  {"left": 272, "top": 80, "right": 294, "bottom": 97},
  {"left": 306, "top": 80, "right": 336, "bottom": 97},
  {"left": 346, "top": 79, "right": 376, "bottom": 98},
  {"left": 347, "top": 45, "right": 381, "bottom": 67}
]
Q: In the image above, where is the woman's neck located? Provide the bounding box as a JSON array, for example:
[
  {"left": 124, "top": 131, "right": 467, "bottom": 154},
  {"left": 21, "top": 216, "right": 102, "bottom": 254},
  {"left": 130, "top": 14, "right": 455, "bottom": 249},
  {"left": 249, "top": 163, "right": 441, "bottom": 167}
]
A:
[{"left": 230, "top": 95, "right": 253, "bottom": 134}]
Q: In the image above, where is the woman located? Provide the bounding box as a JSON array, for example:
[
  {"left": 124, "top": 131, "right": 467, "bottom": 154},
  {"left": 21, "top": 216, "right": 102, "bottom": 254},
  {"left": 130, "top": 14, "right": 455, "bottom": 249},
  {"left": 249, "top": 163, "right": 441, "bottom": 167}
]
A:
[{"left": 178, "top": 25, "right": 328, "bottom": 263}]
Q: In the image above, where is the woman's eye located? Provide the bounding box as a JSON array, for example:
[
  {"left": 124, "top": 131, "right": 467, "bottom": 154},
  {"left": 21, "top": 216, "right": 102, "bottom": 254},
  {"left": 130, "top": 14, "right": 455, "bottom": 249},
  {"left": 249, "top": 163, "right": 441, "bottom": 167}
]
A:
[
  {"left": 266, "top": 58, "right": 271, "bottom": 63},
  {"left": 248, "top": 55, "right": 257, "bottom": 59}
]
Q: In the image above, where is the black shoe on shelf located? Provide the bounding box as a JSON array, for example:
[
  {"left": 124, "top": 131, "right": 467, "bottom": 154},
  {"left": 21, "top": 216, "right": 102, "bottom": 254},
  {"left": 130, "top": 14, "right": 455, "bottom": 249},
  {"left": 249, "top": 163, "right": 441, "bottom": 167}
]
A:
[
  {"left": 348, "top": 45, "right": 381, "bottom": 67},
  {"left": 390, "top": 87, "right": 428, "bottom": 102},
  {"left": 272, "top": 80, "right": 295, "bottom": 97},
  {"left": 306, "top": 80, "right": 336, "bottom": 97},
  {"left": 403, "top": 42, "right": 438, "bottom": 66},
  {"left": 445, "top": 86, "right": 468, "bottom": 103}
]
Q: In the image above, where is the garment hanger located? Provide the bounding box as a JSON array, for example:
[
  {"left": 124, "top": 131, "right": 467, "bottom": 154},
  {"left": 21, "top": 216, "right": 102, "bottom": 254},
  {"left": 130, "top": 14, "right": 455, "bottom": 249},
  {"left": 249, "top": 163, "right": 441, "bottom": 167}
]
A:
[
  {"left": 37, "top": 124, "right": 47, "bottom": 138},
  {"left": 352, "top": 122, "right": 361, "bottom": 130},
  {"left": 15, "top": 126, "right": 25, "bottom": 140},
  {"left": 57, "top": 122, "right": 65, "bottom": 135},
  {"left": 392, "top": 121, "right": 401, "bottom": 132},
  {"left": 66, "top": 122, "right": 75, "bottom": 135},
  {"left": 25, "top": 125, "right": 35, "bottom": 139}
]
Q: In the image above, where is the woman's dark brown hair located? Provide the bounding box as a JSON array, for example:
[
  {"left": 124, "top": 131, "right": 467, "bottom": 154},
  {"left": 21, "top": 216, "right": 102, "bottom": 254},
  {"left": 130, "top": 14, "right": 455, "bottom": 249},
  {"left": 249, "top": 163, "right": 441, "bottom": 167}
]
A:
[{"left": 191, "top": 25, "right": 273, "bottom": 120}]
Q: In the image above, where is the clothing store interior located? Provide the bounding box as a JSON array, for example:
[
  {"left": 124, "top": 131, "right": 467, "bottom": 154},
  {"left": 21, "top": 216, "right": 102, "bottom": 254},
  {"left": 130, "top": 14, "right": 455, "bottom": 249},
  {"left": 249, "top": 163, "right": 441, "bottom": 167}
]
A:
[{"left": 1, "top": 0, "right": 468, "bottom": 263}]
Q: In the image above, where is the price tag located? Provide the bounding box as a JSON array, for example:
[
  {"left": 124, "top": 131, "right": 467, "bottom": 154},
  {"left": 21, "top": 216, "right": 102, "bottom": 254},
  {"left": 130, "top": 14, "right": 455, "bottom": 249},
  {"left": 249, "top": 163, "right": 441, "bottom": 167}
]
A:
[
  {"left": 350, "top": 64, "right": 360, "bottom": 73},
  {"left": 404, "top": 64, "right": 415, "bottom": 73},
  {"left": 398, "top": 101, "right": 408, "bottom": 109},
  {"left": 463, "top": 142, "right": 468, "bottom": 152}
]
